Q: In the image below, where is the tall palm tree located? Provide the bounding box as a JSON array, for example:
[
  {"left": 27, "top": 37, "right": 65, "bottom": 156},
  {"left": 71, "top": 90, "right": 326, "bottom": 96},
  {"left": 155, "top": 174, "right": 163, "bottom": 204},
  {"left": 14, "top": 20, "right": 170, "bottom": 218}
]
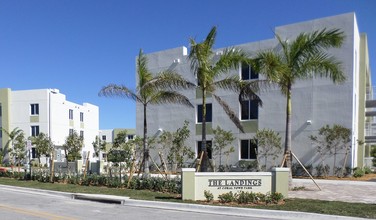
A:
[
  {"left": 1, "top": 127, "right": 25, "bottom": 166},
  {"left": 189, "top": 26, "right": 262, "bottom": 172},
  {"left": 253, "top": 28, "right": 346, "bottom": 172},
  {"left": 99, "top": 49, "right": 195, "bottom": 176}
]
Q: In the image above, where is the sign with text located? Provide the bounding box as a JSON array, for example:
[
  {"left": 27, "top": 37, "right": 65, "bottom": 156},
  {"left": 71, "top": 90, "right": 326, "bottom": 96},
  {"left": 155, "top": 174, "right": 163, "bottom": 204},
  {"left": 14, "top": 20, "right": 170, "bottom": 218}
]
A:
[
  {"left": 182, "top": 168, "right": 290, "bottom": 201},
  {"left": 208, "top": 179, "right": 262, "bottom": 190}
]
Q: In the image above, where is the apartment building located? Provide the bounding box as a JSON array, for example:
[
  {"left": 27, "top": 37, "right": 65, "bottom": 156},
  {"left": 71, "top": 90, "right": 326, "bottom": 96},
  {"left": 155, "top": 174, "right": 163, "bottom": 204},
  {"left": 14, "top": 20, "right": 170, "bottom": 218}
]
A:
[
  {"left": 0, "top": 88, "right": 99, "bottom": 164},
  {"left": 136, "top": 13, "right": 372, "bottom": 170}
]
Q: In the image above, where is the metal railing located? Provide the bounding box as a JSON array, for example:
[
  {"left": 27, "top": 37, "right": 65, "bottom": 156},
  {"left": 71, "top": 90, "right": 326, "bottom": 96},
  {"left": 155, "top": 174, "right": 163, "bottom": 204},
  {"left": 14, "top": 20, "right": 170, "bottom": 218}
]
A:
[{"left": 365, "top": 122, "right": 376, "bottom": 136}]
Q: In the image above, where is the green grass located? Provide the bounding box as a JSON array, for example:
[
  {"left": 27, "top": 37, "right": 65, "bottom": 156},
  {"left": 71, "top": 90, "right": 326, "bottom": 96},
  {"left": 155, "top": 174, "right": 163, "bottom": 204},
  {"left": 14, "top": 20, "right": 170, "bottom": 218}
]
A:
[{"left": 0, "top": 178, "right": 375, "bottom": 219}]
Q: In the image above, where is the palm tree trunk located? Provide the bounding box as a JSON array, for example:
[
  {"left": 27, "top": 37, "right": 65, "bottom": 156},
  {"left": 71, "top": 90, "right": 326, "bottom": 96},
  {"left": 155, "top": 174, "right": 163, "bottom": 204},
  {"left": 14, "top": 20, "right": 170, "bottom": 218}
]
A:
[
  {"left": 142, "top": 104, "right": 149, "bottom": 176},
  {"left": 200, "top": 89, "right": 208, "bottom": 172},
  {"left": 284, "top": 86, "right": 293, "bottom": 184}
]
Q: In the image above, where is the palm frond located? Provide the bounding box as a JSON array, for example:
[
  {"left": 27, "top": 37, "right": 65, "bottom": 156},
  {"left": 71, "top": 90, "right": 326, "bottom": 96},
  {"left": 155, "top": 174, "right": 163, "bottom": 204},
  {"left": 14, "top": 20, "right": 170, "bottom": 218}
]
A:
[
  {"left": 205, "top": 26, "right": 217, "bottom": 49},
  {"left": 254, "top": 50, "right": 287, "bottom": 83},
  {"left": 189, "top": 27, "right": 216, "bottom": 78},
  {"left": 290, "top": 28, "right": 345, "bottom": 68},
  {"left": 213, "top": 75, "right": 242, "bottom": 92},
  {"left": 144, "top": 71, "right": 196, "bottom": 91},
  {"left": 212, "top": 47, "right": 248, "bottom": 76},
  {"left": 137, "top": 49, "right": 154, "bottom": 89},
  {"left": 299, "top": 52, "right": 346, "bottom": 83},
  {"left": 149, "top": 91, "right": 194, "bottom": 107},
  {"left": 238, "top": 81, "right": 263, "bottom": 107},
  {"left": 213, "top": 94, "right": 244, "bottom": 133},
  {"left": 99, "top": 84, "right": 142, "bottom": 103}
]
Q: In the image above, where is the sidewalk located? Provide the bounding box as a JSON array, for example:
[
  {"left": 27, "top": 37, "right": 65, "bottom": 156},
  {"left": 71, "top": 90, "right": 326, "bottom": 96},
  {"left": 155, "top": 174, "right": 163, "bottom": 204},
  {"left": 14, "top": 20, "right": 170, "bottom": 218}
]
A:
[{"left": 290, "top": 178, "right": 376, "bottom": 204}]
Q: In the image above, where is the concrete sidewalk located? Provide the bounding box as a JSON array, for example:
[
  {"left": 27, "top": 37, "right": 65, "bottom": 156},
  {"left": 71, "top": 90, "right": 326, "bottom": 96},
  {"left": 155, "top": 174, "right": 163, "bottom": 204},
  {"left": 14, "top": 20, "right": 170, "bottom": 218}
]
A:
[{"left": 290, "top": 179, "right": 376, "bottom": 204}]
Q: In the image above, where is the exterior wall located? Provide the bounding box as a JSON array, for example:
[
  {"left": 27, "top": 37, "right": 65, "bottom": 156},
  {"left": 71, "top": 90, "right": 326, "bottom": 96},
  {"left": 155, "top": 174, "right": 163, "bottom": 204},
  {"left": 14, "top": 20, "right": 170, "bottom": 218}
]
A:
[
  {"left": 136, "top": 13, "right": 370, "bottom": 170},
  {"left": 0, "top": 88, "right": 99, "bottom": 163},
  {"left": 0, "top": 88, "right": 11, "bottom": 150},
  {"left": 360, "top": 33, "right": 372, "bottom": 160}
]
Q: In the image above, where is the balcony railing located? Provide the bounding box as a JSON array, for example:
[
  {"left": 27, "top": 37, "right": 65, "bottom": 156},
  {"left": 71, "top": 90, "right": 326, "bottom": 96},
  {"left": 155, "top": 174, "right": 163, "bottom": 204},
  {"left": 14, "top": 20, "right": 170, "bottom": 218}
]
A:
[{"left": 365, "top": 122, "right": 376, "bottom": 137}]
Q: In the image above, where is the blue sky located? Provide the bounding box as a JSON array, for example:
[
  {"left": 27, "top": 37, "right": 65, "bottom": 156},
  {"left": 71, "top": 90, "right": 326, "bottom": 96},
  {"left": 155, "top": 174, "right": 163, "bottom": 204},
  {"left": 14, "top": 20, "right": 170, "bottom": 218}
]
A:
[{"left": 0, "top": 0, "right": 375, "bottom": 130}]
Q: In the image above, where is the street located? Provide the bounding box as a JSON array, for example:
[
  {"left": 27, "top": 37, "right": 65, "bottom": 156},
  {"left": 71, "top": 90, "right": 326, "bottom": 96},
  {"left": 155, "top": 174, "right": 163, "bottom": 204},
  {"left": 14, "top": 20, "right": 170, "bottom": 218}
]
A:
[{"left": 0, "top": 186, "right": 277, "bottom": 220}]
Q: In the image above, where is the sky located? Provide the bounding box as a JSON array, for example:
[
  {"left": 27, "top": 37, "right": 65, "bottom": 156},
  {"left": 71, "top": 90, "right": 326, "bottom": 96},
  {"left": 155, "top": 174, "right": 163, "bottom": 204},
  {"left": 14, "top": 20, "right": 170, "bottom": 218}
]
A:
[{"left": 0, "top": 0, "right": 375, "bottom": 130}]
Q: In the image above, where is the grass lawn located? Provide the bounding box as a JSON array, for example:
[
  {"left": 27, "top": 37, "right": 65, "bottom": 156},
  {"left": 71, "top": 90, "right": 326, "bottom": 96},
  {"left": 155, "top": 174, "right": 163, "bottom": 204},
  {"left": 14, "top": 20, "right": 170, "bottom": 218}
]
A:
[{"left": 0, "top": 178, "right": 375, "bottom": 219}]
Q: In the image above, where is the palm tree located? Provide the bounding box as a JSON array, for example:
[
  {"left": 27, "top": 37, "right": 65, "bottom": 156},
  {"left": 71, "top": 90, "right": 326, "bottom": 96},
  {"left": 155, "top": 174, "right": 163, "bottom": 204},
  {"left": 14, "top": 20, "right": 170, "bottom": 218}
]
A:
[
  {"left": 253, "top": 28, "right": 346, "bottom": 172},
  {"left": 189, "top": 26, "right": 262, "bottom": 172},
  {"left": 1, "top": 127, "right": 25, "bottom": 166},
  {"left": 99, "top": 49, "right": 195, "bottom": 176}
]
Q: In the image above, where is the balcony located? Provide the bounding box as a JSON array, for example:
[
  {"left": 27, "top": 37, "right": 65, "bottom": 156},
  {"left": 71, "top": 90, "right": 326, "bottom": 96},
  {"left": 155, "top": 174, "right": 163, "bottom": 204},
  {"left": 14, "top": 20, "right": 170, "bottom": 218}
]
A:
[
  {"left": 366, "top": 86, "right": 376, "bottom": 116},
  {"left": 365, "top": 87, "right": 376, "bottom": 142}
]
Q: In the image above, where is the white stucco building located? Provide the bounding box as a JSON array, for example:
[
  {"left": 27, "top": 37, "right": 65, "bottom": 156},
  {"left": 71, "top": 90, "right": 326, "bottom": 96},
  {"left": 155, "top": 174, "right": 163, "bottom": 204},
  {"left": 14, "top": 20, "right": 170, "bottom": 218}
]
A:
[
  {"left": 0, "top": 88, "right": 99, "bottom": 163},
  {"left": 136, "top": 13, "right": 373, "bottom": 171}
]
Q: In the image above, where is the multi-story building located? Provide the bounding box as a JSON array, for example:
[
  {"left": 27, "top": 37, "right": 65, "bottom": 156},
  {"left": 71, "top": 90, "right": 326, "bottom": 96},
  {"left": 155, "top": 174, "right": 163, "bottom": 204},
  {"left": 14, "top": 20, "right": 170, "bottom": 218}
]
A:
[
  {"left": 136, "top": 13, "right": 372, "bottom": 170},
  {"left": 0, "top": 88, "right": 99, "bottom": 164}
]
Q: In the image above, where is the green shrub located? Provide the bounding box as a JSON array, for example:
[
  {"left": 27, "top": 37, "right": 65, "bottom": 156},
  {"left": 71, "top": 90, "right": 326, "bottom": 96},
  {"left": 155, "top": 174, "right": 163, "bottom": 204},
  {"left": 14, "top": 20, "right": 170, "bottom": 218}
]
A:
[
  {"left": 218, "top": 191, "right": 283, "bottom": 204},
  {"left": 236, "top": 191, "right": 258, "bottom": 204},
  {"left": 271, "top": 192, "right": 284, "bottom": 203},
  {"left": 218, "top": 191, "right": 235, "bottom": 203},
  {"left": 364, "top": 167, "right": 372, "bottom": 174},
  {"left": 353, "top": 167, "right": 365, "bottom": 178},
  {"left": 108, "top": 177, "right": 122, "bottom": 188},
  {"left": 204, "top": 190, "right": 214, "bottom": 202},
  {"left": 315, "top": 164, "right": 330, "bottom": 177}
]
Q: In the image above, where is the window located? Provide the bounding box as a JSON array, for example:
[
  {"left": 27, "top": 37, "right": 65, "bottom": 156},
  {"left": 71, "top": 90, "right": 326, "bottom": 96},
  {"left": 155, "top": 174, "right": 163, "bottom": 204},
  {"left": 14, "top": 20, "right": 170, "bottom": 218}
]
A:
[
  {"left": 31, "top": 126, "right": 39, "bottom": 137},
  {"left": 241, "top": 62, "right": 258, "bottom": 80},
  {"left": 69, "top": 109, "right": 73, "bottom": 120},
  {"left": 240, "top": 140, "right": 257, "bottom": 159},
  {"left": 30, "top": 104, "right": 39, "bottom": 115},
  {"left": 69, "top": 129, "right": 74, "bottom": 135},
  {"left": 197, "top": 141, "right": 212, "bottom": 159},
  {"left": 128, "top": 135, "right": 134, "bottom": 140},
  {"left": 31, "top": 147, "right": 37, "bottom": 158},
  {"left": 0, "top": 127, "right": 2, "bottom": 138},
  {"left": 241, "top": 100, "right": 258, "bottom": 120},
  {"left": 197, "top": 104, "right": 212, "bottom": 123},
  {"left": 80, "top": 112, "right": 84, "bottom": 122},
  {"left": 80, "top": 131, "right": 84, "bottom": 138},
  {"left": 102, "top": 135, "right": 107, "bottom": 141},
  {"left": 0, "top": 104, "right": 2, "bottom": 117}
]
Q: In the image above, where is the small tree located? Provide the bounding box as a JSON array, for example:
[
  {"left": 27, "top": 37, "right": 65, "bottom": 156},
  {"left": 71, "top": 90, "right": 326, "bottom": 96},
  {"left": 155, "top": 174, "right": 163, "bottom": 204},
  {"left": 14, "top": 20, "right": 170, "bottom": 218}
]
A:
[
  {"left": 107, "top": 130, "right": 133, "bottom": 179},
  {"left": 12, "top": 131, "right": 27, "bottom": 170},
  {"left": 158, "top": 121, "right": 195, "bottom": 171},
  {"left": 31, "top": 132, "right": 53, "bottom": 165},
  {"left": 310, "top": 124, "right": 351, "bottom": 176},
  {"left": 212, "top": 126, "right": 235, "bottom": 169},
  {"left": 62, "top": 130, "right": 83, "bottom": 166},
  {"left": 253, "top": 129, "right": 282, "bottom": 171},
  {"left": 1, "top": 127, "right": 25, "bottom": 166},
  {"left": 92, "top": 135, "right": 107, "bottom": 160}
]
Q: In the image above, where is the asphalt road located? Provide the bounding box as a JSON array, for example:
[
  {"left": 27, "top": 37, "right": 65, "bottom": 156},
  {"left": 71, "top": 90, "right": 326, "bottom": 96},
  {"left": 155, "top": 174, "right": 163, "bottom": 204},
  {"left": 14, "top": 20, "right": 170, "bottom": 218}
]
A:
[{"left": 0, "top": 186, "right": 276, "bottom": 220}]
